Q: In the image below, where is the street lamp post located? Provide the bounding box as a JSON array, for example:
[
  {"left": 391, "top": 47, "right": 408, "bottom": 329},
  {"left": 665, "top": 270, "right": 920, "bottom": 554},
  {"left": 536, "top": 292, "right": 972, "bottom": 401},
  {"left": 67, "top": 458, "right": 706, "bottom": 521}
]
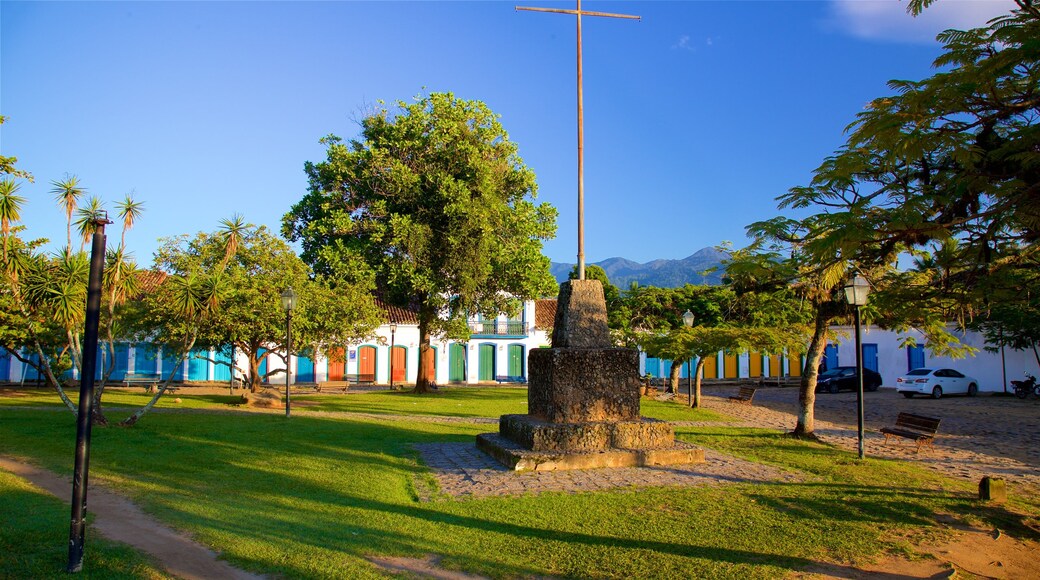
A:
[
  {"left": 682, "top": 310, "right": 695, "bottom": 407},
  {"left": 843, "top": 274, "right": 871, "bottom": 460},
  {"left": 389, "top": 321, "right": 398, "bottom": 390},
  {"left": 68, "top": 215, "right": 111, "bottom": 573},
  {"left": 280, "top": 287, "right": 297, "bottom": 419}
]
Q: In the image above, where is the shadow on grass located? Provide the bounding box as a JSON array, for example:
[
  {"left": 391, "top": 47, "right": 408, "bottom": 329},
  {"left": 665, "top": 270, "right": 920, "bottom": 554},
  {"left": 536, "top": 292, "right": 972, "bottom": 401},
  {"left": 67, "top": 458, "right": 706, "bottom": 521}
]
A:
[{"left": 4, "top": 407, "right": 1038, "bottom": 578}]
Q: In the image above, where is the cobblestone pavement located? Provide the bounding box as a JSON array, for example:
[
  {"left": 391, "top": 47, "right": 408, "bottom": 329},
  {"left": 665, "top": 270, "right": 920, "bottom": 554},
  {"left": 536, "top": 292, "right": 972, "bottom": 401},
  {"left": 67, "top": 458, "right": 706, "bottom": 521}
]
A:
[
  {"left": 698, "top": 385, "right": 1040, "bottom": 493},
  {"left": 414, "top": 386, "right": 1040, "bottom": 499},
  {"left": 413, "top": 442, "right": 805, "bottom": 500}
]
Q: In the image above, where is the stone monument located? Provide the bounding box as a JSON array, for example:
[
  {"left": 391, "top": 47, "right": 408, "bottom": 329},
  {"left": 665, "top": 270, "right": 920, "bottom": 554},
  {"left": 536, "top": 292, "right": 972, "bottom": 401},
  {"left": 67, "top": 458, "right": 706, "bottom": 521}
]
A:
[{"left": 477, "top": 279, "right": 705, "bottom": 471}]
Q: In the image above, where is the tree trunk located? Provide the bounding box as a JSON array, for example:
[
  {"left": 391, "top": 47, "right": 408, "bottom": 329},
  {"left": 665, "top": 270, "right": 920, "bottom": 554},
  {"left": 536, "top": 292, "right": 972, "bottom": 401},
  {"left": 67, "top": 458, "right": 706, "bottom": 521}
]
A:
[
  {"left": 121, "top": 335, "right": 196, "bottom": 426},
  {"left": 693, "top": 359, "right": 706, "bottom": 408},
  {"left": 667, "top": 359, "right": 683, "bottom": 394},
  {"left": 249, "top": 346, "right": 262, "bottom": 393},
  {"left": 31, "top": 341, "right": 78, "bottom": 413},
  {"left": 413, "top": 302, "right": 435, "bottom": 394},
  {"left": 793, "top": 308, "right": 831, "bottom": 438}
]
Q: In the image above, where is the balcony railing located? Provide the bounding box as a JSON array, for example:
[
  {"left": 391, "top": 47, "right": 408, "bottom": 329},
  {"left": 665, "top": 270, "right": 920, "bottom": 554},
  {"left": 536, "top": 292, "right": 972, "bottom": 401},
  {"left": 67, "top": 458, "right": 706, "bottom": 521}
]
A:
[{"left": 469, "top": 321, "right": 530, "bottom": 337}]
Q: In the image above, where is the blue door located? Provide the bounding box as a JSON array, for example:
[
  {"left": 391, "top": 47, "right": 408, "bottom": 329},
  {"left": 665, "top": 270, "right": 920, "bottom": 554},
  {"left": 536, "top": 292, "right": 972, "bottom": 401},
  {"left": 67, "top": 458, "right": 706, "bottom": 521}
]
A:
[
  {"left": 110, "top": 343, "right": 130, "bottom": 381},
  {"left": 0, "top": 348, "right": 10, "bottom": 381},
  {"left": 296, "top": 352, "right": 315, "bottom": 382},
  {"left": 824, "top": 344, "right": 838, "bottom": 371},
  {"left": 161, "top": 348, "right": 185, "bottom": 381},
  {"left": 187, "top": 348, "right": 209, "bottom": 381},
  {"left": 644, "top": 357, "right": 663, "bottom": 378},
  {"left": 213, "top": 347, "right": 233, "bottom": 382},
  {"left": 862, "top": 344, "right": 879, "bottom": 373},
  {"left": 907, "top": 345, "right": 925, "bottom": 371},
  {"left": 134, "top": 344, "right": 160, "bottom": 374}
]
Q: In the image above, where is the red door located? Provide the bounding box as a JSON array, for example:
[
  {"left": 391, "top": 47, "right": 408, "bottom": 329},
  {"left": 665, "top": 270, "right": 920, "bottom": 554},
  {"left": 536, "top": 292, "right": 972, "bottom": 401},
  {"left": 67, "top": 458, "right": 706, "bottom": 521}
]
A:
[
  {"left": 358, "top": 345, "right": 376, "bottom": 381},
  {"left": 391, "top": 346, "right": 407, "bottom": 382},
  {"left": 327, "top": 347, "right": 345, "bottom": 381}
]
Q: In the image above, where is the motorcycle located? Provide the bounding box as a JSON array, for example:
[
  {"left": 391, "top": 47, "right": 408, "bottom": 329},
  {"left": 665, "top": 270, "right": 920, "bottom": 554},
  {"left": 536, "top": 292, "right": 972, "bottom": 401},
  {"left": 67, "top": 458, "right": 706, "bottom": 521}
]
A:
[{"left": 1012, "top": 374, "right": 1039, "bottom": 399}]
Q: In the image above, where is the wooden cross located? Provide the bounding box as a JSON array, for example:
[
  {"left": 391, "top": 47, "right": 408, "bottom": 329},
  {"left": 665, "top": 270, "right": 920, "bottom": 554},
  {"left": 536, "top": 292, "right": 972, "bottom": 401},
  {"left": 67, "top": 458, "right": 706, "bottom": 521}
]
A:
[{"left": 516, "top": 1, "right": 639, "bottom": 281}]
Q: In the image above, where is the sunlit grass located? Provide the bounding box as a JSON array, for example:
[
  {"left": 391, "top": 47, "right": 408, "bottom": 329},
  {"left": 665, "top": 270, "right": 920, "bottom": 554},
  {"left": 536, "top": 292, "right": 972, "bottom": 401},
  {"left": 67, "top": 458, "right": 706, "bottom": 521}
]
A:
[
  {"left": 3, "top": 401, "right": 1036, "bottom": 578},
  {"left": 0, "top": 468, "right": 169, "bottom": 579}
]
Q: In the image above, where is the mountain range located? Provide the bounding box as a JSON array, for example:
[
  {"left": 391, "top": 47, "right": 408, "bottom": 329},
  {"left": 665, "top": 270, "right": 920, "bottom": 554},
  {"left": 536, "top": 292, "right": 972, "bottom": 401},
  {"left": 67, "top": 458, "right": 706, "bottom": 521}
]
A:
[{"left": 550, "top": 247, "right": 728, "bottom": 288}]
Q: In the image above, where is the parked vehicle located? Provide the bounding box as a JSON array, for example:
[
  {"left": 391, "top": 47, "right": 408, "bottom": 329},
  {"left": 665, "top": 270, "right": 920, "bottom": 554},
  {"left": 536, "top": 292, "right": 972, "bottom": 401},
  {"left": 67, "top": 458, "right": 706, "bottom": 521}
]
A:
[
  {"left": 815, "top": 366, "right": 883, "bottom": 393},
  {"left": 1012, "top": 374, "right": 1039, "bottom": 399},
  {"left": 896, "top": 368, "right": 979, "bottom": 399}
]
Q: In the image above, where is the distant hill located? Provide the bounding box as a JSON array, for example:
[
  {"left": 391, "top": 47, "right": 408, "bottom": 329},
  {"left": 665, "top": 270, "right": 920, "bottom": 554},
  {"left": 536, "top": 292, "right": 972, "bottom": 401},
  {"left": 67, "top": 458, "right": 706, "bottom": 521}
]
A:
[{"left": 551, "top": 247, "right": 728, "bottom": 288}]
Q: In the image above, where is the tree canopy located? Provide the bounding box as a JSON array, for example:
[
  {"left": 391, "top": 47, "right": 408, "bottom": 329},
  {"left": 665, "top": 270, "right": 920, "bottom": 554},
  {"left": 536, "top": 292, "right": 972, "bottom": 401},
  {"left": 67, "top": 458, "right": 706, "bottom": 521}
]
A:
[
  {"left": 738, "top": 0, "right": 1039, "bottom": 436},
  {"left": 283, "top": 92, "right": 558, "bottom": 392}
]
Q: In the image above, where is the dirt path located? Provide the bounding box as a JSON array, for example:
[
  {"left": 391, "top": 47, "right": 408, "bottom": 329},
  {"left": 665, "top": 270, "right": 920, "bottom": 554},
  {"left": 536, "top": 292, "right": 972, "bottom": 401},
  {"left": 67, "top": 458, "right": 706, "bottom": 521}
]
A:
[{"left": 0, "top": 455, "right": 263, "bottom": 580}]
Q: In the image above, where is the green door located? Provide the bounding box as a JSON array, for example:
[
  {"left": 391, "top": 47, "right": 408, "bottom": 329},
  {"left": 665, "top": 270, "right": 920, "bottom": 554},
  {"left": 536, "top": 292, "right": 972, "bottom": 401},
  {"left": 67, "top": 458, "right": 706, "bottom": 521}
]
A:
[
  {"left": 478, "top": 343, "right": 495, "bottom": 381},
  {"left": 507, "top": 344, "right": 524, "bottom": 378},
  {"left": 449, "top": 344, "right": 466, "bottom": 382}
]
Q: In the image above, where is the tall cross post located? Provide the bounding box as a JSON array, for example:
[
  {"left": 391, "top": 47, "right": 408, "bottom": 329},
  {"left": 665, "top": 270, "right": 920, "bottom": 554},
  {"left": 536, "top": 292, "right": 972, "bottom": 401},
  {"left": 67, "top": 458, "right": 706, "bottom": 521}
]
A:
[{"left": 517, "top": 1, "right": 639, "bottom": 280}]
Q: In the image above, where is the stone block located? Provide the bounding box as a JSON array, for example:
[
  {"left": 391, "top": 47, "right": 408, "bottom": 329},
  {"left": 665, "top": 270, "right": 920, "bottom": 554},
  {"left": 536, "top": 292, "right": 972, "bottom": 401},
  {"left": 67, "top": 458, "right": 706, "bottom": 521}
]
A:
[
  {"left": 979, "top": 476, "right": 1007, "bottom": 503},
  {"left": 499, "top": 414, "right": 677, "bottom": 453},
  {"left": 476, "top": 433, "right": 705, "bottom": 472},
  {"left": 551, "top": 280, "right": 611, "bottom": 349},
  {"left": 611, "top": 418, "right": 675, "bottom": 449},
  {"left": 528, "top": 348, "right": 640, "bottom": 423},
  {"left": 500, "top": 414, "right": 612, "bottom": 452}
]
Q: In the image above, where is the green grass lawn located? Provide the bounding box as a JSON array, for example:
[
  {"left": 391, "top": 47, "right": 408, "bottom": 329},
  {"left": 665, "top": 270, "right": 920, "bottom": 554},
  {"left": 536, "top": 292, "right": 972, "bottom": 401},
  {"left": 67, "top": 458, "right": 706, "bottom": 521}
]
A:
[
  {"left": 0, "top": 469, "right": 170, "bottom": 579},
  {"left": 1, "top": 385, "right": 734, "bottom": 422},
  {"left": 1, "top": 387, "right": 1037, "bottom": 578}
]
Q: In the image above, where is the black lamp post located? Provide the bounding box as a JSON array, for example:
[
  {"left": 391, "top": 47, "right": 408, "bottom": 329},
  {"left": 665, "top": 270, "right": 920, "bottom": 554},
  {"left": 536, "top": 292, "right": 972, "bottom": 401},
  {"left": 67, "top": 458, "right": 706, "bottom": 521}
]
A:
[
  {"left": 682, "top": 310, "right": 695, "bottom": 407},
  {"left": 68, "top": 215, "right": 111, "bottom": 573},
  {"left": 388, "top": 321, "right": 397, "bottom": 389},
  {"left": 843, "top": 274, "right": 871, "bottom": 460},
  {"left": 280, "top": 287, "right": 297, "bottom": 418}
]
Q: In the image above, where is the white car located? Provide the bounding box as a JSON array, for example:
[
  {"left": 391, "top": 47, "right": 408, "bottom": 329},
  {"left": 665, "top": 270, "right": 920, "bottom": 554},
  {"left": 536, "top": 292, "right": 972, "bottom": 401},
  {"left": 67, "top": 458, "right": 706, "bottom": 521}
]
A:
[{"left": 895, "top": 368, "right": 980, "bottom": 399}]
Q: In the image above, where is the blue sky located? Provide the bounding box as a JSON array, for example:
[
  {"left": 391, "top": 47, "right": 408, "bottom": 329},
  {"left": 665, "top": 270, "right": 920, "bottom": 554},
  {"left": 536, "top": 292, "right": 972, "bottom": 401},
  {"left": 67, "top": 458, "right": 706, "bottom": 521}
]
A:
[{"left": 1, "top": 0, "right": 1015, "bottom": 267}]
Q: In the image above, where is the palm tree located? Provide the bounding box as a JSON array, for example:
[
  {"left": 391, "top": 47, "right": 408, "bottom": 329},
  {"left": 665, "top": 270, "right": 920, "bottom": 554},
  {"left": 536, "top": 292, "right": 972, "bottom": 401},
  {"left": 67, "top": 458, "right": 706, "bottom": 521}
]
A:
[
  {"left": 0, "top": 178, "right": 25, "bottom": 261},
  {"left": 114, "top": 192, "right": 144, "bottom": 250},
  {"left": 50, "top": 174, "right": 86, "bottom": 257},
  {"left": 73, "top": 196, "right": 106, "bottom": 252},
  {"left": 217, "top": 213, "right": 251, "bottom": 269}
]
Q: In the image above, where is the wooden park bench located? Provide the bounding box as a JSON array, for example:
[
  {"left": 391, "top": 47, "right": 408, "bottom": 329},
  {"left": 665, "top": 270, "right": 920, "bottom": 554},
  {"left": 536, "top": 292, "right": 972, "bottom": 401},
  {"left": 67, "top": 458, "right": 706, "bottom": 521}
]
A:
[
  {"left": 880, "top": 413, "right": 941, "bottom": 452},
  {"left": 346, "top": 374, "right": 376, "bottom": 386},
  {"left": 122, "top": 372, "right": 160, "bottom": 387},
  {"left": 728, "top": 386, "right": 757, "bottom": 405},
  {"left": 122, "top": 372, "right": 178, "bottom": 393}
]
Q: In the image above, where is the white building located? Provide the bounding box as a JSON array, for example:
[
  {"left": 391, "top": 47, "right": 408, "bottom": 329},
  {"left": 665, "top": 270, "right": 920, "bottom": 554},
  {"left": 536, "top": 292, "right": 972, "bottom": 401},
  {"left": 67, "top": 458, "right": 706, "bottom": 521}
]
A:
[{"left": 639, "top": 324, "right": 1038, "bottom": 393}]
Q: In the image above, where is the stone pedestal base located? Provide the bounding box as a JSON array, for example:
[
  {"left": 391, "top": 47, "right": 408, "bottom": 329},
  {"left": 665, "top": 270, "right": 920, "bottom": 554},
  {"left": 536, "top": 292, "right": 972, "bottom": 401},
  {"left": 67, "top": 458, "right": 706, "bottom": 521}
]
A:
[
  {"left": 476, "top": 433, "right": 705, "bottom": 472},
  {"left": 477, "top": 414, "right": 705, "bottom": 472},
  {"left": 499, "top": 414, "right": 676, "bottom": 452}
]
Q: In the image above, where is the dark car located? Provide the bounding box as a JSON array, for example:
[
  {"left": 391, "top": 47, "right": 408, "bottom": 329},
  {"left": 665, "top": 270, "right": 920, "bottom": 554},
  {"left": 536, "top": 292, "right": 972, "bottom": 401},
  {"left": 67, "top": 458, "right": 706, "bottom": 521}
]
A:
[{"left": 815, "top": 366, "right": 883, "bottom": 393}]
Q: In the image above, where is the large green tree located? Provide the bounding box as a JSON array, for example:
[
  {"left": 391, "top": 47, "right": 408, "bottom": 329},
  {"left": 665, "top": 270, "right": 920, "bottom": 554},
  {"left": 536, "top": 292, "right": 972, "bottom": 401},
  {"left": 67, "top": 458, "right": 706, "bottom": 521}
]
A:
[
  {"left": 735, "top": 0, "right": 1040, "bottom": 436},
  {"left": 284, "top": 92, "right": 558, "bottom": 393}
]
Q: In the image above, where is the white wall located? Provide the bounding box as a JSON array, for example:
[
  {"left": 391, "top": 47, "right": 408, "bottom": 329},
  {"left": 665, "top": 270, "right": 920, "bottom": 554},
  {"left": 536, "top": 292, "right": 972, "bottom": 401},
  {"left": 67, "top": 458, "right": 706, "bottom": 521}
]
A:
[{"left": 832, "top": 325, "right": 1039, "bottom": 392}]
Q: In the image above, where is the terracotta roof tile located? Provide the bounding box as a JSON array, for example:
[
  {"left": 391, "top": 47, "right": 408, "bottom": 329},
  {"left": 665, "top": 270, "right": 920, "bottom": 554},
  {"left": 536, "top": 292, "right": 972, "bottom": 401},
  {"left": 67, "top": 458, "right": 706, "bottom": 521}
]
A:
[
  {"left": 134, "top": 270, "right": 168, "bottom": 295},
  {"left": 535, "top": 299, "right": 557, "bottom": 330},
  {"left": 375, "top": 299, "right": 419, "bottom": 325}
]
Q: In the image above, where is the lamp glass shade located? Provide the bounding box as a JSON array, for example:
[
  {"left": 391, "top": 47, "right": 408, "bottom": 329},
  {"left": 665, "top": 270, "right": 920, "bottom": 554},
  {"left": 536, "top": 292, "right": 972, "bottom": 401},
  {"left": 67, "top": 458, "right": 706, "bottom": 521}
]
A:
[
  {"left": 280, "top": 287, "right": 298, "bottom": 312},
  {"left": 682, "top": 310, "right": 695, "bottom": 327},
  {"left": 389, "top": 323, "right": 398, "bottom": 333},
  {"left": 843, "top": 275, "right": 870, "bottom": 306}
]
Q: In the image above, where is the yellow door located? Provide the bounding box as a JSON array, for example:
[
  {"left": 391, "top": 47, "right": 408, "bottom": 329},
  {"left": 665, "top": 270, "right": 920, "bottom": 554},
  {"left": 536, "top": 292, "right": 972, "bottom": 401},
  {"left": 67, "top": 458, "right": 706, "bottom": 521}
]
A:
[
  {"left": 748, "top": 352, "right": 763, "bottom": 377},
  {"left": 788, "top": 352, "right": 802, "bottom": 377},
  {"left": 701, "top": 355, "right": 717, "bottom": 379},
  {"left": 724, "top": 354, "right": 738, "bottom": 378},
  {"left": 769, "top": 354, "right": 782, "bottom": 376}
]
